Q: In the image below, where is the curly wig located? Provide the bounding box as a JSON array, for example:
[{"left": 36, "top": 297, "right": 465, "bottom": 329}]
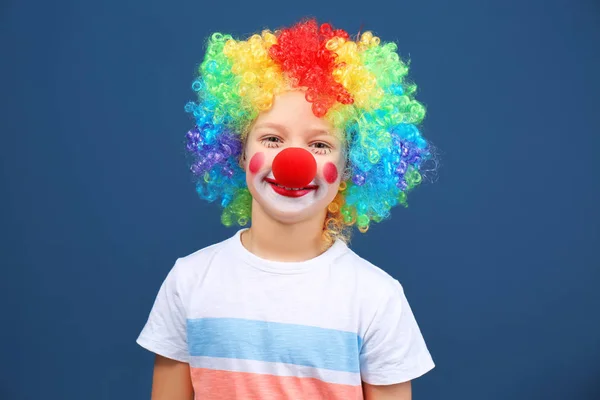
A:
[{"left": 184, "top": 18, "right": 433, "bottom": 245}]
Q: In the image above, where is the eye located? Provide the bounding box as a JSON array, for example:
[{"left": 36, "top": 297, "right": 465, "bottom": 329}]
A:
[
  {"left": 310, "top": 142, "right": 333, "bottom": 155},
  {"left": 260, "top": 136, "right": 282, "bottom": 148}
]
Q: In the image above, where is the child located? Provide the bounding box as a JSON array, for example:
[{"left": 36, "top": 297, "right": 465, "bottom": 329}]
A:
[{"left": 137, "top": 19, "right": 435, "bottom": 400}]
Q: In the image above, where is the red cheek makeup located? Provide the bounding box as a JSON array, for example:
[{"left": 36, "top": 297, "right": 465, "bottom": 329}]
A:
[
  {"left": 323, "top": 162, "right": 339, "bottom": 184},
  {"left": 249, "top": 152, "right": 265, "bottom": 174}
]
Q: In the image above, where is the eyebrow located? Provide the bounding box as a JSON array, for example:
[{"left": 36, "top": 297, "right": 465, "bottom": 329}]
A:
[
  {"left": 252, "top": 122, "right": 289, "bottom": 134},
  {"left": 308, "top": 128, "right": 333, "bottom": 136},
  {"left": 252, "top": 122, "right": 334, "bottom": 137}
]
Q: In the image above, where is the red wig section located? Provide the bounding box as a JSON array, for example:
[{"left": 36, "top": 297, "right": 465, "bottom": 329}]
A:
[{"left": 269, "top": 19, "right": 355, "bottom": 118}]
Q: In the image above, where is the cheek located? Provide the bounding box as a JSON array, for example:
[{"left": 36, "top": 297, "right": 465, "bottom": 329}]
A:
[
  {"left": 248, "top": 152, "right": 265, "bottom": 175},
  {"left": 323, "top": 162, "right": 339, "bottom": 184}
]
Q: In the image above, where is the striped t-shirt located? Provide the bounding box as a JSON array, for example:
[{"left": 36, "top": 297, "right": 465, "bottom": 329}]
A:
[{"left": 137, "top": 229, "right": 434, "bottom": 399}]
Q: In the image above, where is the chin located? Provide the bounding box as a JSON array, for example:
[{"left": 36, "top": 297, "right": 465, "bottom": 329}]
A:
[
  {"left": 247, "top": 171, "right": 336, "bottom": 225},
  {"left": 261, "top": 206, "right": 323, "bottom": 225}
]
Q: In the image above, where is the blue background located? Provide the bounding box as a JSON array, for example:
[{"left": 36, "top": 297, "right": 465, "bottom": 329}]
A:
[{"left": 1, "top": 0, "right": 599, "bottom": 399}]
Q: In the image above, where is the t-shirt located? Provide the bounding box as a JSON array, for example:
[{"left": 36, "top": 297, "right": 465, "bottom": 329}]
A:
[{"left": 137, "top": 229, "right": 434, "bottom": 399}]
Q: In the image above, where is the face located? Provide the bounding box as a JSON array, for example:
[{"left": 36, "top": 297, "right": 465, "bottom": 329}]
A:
[{"left": 243, "top": 90, "right": 345, "bottom": 225}]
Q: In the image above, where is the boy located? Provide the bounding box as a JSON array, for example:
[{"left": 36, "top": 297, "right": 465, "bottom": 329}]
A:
[{"left": 137, "top": 19, "right": 435, "bottom": 399}]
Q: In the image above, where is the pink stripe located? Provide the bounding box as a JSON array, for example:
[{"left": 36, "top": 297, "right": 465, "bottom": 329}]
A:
[{"left": 191, "top": 367, "right": 363, "bottom": 399}]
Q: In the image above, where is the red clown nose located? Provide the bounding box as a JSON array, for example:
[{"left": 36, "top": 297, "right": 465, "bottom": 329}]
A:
[{"left": 272, "top": 147, "right": 317, "bottom": 188}]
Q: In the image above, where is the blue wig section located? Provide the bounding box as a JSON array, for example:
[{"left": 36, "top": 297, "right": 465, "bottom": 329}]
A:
[
  {"left": 344, "top": 109, "right": 431, "bottom": 220},
  {"left": 183, "top": 82, "right": 246, "bottom": 208}
]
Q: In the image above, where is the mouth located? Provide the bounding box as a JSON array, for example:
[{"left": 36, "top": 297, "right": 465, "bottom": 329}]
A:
[{"left": 263, "top": 177, "right": 318, "bottom": 198}]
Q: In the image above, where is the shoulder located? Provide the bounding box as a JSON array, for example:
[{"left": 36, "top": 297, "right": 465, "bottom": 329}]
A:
[
  {"left": 167, "top": 234, "right": 233, "bottom": 289},
  {"left": 334, "top": 245, "right": 404, "bottom": 297},
  {"left": 177, "top": 237, "right": 227, "bottom": 270},
  {"left": 331, "top": 245, "right": 412, "bottom": 339}
]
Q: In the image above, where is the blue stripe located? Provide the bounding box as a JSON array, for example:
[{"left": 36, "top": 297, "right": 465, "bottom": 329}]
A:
[{"left": 187, "top": 318, "right": 362, "bottom": 373}]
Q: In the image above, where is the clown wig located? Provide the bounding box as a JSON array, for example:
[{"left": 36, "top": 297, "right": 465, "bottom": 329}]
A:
[{"left": 184, "top": 19, "right": 434, "bottom": 245}]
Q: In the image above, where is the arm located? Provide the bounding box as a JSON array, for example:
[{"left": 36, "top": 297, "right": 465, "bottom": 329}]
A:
[
  {"left": 363, "top": 381, "right": 411, "bottom": 400},
  {"left": 359, "top": 281, "right": 433, "bottom": 399},
  {"left": 151, "top": 355, "right": 194, "bottom": 400}
]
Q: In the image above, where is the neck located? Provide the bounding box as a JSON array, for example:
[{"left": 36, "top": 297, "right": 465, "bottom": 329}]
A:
[{"left": 241, "top": 200, "right": 329, "bottom": 262}]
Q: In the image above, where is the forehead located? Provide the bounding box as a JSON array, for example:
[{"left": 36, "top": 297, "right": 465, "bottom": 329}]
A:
[{"left": 251, "top": 91, "right": 335, "bottom": 134}]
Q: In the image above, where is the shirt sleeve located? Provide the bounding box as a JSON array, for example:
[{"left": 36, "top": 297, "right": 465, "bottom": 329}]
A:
[
  {"left": 359, "top": 279, "right": 435, "bottom": 385},
  {"left": 136, "top": 259, "right": 189, "bottom": 363}
]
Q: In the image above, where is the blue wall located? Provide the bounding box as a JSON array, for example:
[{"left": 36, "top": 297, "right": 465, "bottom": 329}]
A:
[{"left": 1, "top": 0, "right": 599, "bottom": 399}]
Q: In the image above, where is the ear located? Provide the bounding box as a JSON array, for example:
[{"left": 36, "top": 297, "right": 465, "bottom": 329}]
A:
[
  {"left": 239, "top": 151, "right": 247, "bottom": 170},
  {"left": 239, "top": 132, "right": 250, "bottom": 170}
]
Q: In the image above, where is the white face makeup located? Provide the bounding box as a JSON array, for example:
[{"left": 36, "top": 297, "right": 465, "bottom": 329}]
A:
[
  {"left": 250, "top": 168, "right": 330, "bottom": 215},
  {"left": 244, "top": 91, "right": 345, "bottom": 224}
]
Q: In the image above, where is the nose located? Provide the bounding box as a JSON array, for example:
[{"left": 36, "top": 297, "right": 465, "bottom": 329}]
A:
[{"left": 272, "top": 147, "right": 317, "bottom": 188}]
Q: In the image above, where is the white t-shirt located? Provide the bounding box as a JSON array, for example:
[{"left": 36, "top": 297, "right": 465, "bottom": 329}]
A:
[{"left": 137, "top": 229, "right": 434, "bottom": 399}]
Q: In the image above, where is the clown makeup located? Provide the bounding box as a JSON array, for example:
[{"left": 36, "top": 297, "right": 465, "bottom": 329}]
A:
[{"left": 244, "top": 91, "right": 345, "bottom": 224}]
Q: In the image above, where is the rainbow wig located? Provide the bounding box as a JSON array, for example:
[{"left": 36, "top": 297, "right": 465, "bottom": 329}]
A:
[{"left": 184, "top": 19, "right": 433, "bottom": 244}]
